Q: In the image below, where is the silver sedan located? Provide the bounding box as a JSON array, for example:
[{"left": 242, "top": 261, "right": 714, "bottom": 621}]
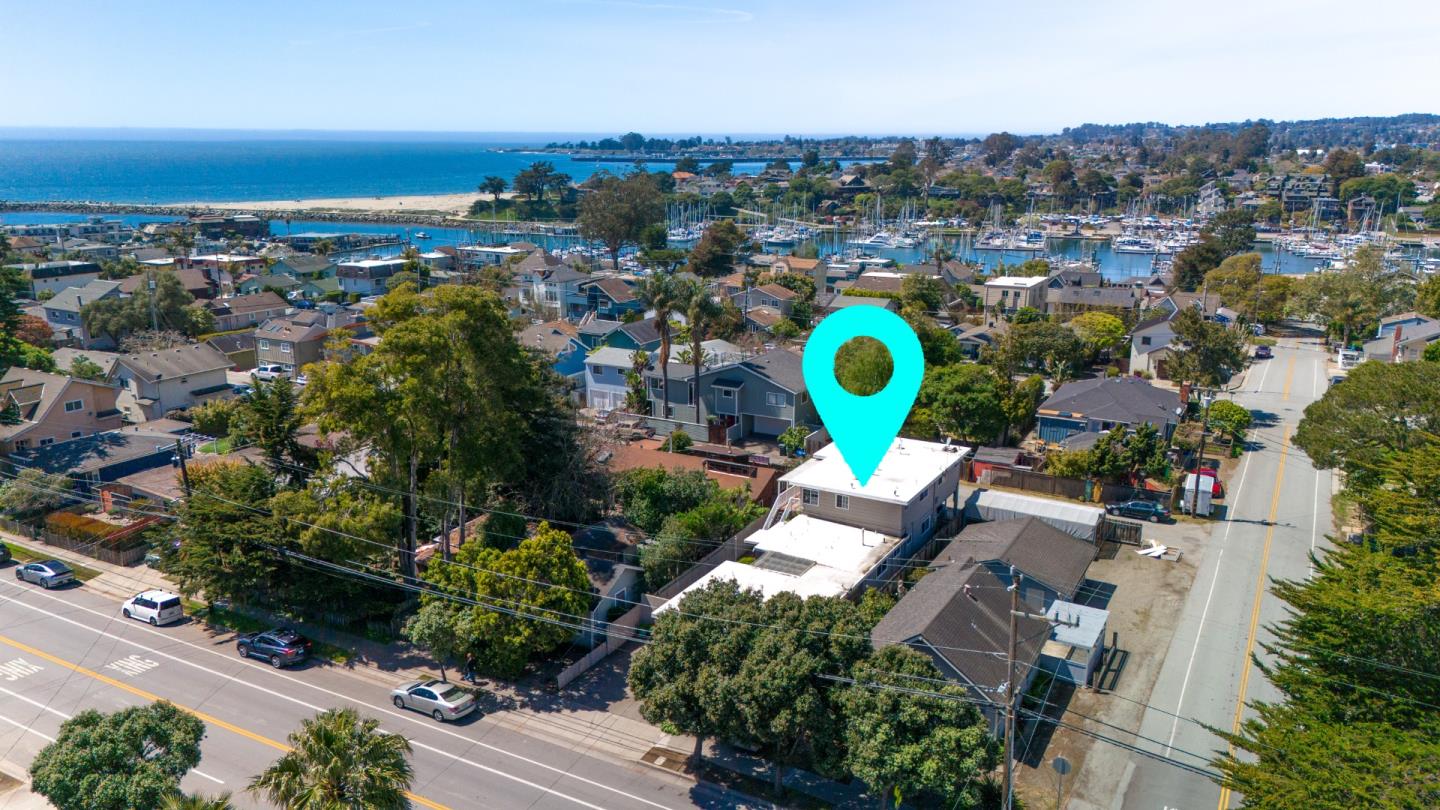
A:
[{"left": 390, "top": 679, "right": 477, "bottom": 723}]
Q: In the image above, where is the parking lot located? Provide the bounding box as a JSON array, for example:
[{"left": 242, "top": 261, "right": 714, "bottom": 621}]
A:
[{"left": 1016, "top": 517, "right": 1211, "bottom": 809}]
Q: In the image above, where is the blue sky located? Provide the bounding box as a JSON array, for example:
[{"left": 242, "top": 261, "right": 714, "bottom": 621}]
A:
[{"left": 2, "top": 0, "right": 1435, "bottom": 135}]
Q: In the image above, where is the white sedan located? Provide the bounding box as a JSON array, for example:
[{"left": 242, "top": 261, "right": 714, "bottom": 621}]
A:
[{"left": 390, "top": 679, "right": 477, "bottom": 723}]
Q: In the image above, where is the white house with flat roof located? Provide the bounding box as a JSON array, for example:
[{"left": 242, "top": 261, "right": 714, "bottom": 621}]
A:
[
  {"left": 657, "top": 438, "right": 967, "bottom": 612},
  {"left": 982, "top": 275, "right": 1049, "bottom": 314}
]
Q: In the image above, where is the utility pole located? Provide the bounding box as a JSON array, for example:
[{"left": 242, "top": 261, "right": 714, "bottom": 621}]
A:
[
  {"left": 1004, "top": 570, "right": 1081, "bottom": 810},
  {"left": 173, "top": 439, "right": 191, "bottom": 497},
  {"left": 148, "top": 272, "right": 159, "bottom": 332},
  {"left": 1004, "top": 566, "right": 1020, "bottom": 810}
]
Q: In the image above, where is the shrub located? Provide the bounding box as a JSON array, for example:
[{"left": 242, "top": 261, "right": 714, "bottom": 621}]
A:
[
  {"left": 189, "top": 398, "right": 239, "bottom": 438},
  {"left": 45, "top": 512, "right": 115, "bottom": 542},
  {"left": 660, "top": 431, "right": 693, "bottom": 452}
]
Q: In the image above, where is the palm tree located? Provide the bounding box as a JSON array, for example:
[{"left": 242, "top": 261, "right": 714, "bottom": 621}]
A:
[
  {"left": 478, "top": 176, "right": 507, "bottom": 222},
  {"left": 635, "top": 273, "right": 681, "bottom": 421},
  {"left": 160, "top": 792, "right": 235, "bottom": 810},
  {"left": 680, "top": 279, "right": 721, "bottom": 427},
  {"left": 250, "top": 708, "right": 413, "bottom": 810},
  {"left": 313, "top": 238, "right": 335, "bottom": 258}
]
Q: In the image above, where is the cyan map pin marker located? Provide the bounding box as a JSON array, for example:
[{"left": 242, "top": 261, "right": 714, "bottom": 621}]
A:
[{"left": 802, "top": 307, "right": 924, "bottom": 487}]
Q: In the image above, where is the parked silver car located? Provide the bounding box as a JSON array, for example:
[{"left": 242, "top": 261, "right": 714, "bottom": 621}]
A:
[
  {"left": 15, "top": 560, "right": 75, "bottom": 589},
  {"left": 390, "top": 679, "right": 477, "bottom": 723}
]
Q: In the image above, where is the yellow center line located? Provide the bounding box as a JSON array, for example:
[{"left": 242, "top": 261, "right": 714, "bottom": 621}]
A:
[
  {"left": 1281, "top": 356, "right": 1295, "bottom": 401},
  {"left": 1216, "top": 425, "right": 1290, "bottom": 810},
  {"left": 0, "top": 632, "right": 451, "bottom": 810}
]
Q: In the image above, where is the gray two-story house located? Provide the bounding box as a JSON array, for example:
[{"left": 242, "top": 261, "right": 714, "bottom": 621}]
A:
[
  {"left": 642, "top": 348, "right": 817, "bottom": 443},
  {"left": 113, "top": 344, "right": 235, "bottom": 422},
  {"left": 1035, "top": 376, "right": 1182, "bottom": 446}
]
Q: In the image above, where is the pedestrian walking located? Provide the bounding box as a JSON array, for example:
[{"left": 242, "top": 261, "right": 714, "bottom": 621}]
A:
[{"left": 463, "top": 652, "right": 477, "bottom": 683}]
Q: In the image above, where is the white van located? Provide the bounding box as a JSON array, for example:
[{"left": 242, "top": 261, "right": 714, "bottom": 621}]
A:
[{"left": 121, "top": 590, "right": 185, "bottom": 626}]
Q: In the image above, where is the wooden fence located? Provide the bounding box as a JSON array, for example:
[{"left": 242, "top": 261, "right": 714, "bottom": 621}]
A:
[
  {"left": 981, "top": 468, "right": 1168, "bottom": 506},
  {"left": 0, "top": 516, "right": 151, "bottom": 567}
]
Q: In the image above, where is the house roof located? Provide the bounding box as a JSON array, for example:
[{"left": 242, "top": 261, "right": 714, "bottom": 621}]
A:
[
  {"left": 514, "top": 251, "right": 564, "bottom": 275},
  {"left": 276, "top": 254, "right": 334, "bottom": 275},
  {"left": 872, "top": 559, "right": 1048, "bottom": 701},
  {"left": 519, "top": 320, "right": 580, "bottom": 354},
  {"left": 851, "top": 273, "right": 905, "bottom": 293},
  {"left": 1039, "top": 377, "right": 1182, "bottom": 427},
  {"left": 578, "top": 317, "right": 624, "bottom": 338},
  {"left": 1046, "top": 286, "right": 1138, "bottom": 307},
  {"left": 777, "top": 256, "right": 821, "bottom": 272},
  {"left": 208, "top": 291, "right": 288, "bottom": 317},
  {"left": 45, "top": 279, "right": 121, "bottom": 313},
  {"left": 117, "top": 343, "right": 233, "bottom": 381},
  {"left": 256, "top": 317, "right": 329, "bottom": 344},
  {"left": 206, "top": 333, "right": 256, "bottom": 354},
  {"left": 8, "top": 428, "right": 179, "bottom": 475},
  {"left": 118, "top": 267, "right": 212, "bottom": 296},
  {"left": 50, "top": 348, "right": 123, "bottom": 378},
  {"left": 243, "top": 273, "right": 302, "bottom": 291},
  {"left": 617, "top": 317, "right": 662, "bottom": 346},
  {"left": 984, "top": 275, "right": 1049, "bottom": 289},
  {"left": 0, "top": 369, "right": 115, "bottom": 440},
  {"left": 744, "top": 348, "right": 806, "bottom": 392},
  {"left": 939, "top": 517, "right": 1095, "bottom": 597},
  {"left": 583, "top": 276, "right": 636, "bottom": 303},
  {"left": 744, "top": 306, "right": 785, "bottom": 329},
  {"left": 755, "top": 283, "right": 798, "bottom": 301}
]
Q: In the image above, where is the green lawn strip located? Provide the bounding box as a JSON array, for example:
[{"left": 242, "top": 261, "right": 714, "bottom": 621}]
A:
[
  {"left": 3, "top": 541, "right": 104, "bottom": 581},
  {"left": 184, "top": 600, "right": 354, "bottom": 664},
  {"left": 198, "top": 436, "right": 234, "bottom": 454}
]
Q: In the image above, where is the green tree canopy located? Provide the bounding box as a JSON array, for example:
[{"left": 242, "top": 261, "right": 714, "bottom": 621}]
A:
[
  {"left": 402, "top": 600, "right": 463, "bottom": 681},
  {"left": 838, "top": 646, "right": 998, "bottom": 809},
  {"left": 1165, "top": 308, "right": 1249, "bottom": 388},
  {"left": 1294, "top": 361, "right": 1440, "bottom": 491},
  {"left": 250, "top": 708, "right": 413, "bottom": 810},
  {"left": 613, "top": 467, "right": 718, "bottom": 534},
  {"left": 834, "top": 336, "right": 893, "bottom": 396},
  {"left": 424, "top": 522, "right": 592, "bottom": 677},
  {"left": 1068, "top": 311, "right": 1127, "bottom": 355},
  {"left": 688, "top": 219, "right": 748, "bottom": 278},
  {"left": 909, "top": 363, "right": 1007, "bottom": 444},
  {"left": 578, "top": 172, "right": 665, "bottom": 272},
  {"left": 30, "top": 702, "right": 205, "bottom": 810}
]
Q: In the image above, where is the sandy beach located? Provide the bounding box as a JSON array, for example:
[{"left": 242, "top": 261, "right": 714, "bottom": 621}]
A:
[{"left": 178, "top": 191, "right": 501, "bottom": 216}]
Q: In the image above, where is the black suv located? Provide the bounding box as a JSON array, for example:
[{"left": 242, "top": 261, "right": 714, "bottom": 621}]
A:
[
  {"left": 1106, "top": 499, "right": 1172, "bottom": 523},
  {"left": 236, "top": 628, "right": 312, "bottom": 668}
]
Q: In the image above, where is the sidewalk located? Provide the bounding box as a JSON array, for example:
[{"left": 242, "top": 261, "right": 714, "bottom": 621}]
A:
[
  {"left": 0, "top": 530, "right": 862, "bottom": 806},
  {"left": 0, "top": 527, "right": 671, "bottom": 764},
  {"left": 0, "top": 760, "right": 47, "bottom": 809},
  {"left": 0, "top": 528, "right": 170, "bottom": 602}
]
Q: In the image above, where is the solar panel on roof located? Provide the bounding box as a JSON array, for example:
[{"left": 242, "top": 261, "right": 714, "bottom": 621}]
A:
[{"left": 753, "top": 551, "right": 815, "bottom": 576}]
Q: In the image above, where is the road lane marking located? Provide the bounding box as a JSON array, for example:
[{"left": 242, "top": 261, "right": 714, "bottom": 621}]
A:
[
  {"left": 0, "top": 608, "right": 655, "bottom": 810},
  {"left": 105, "top": 654, "right": 160, "bottom": 677},
  {"left": 1163, "top": 414, "right": 1267, "bottom": 755},
  {"left": 191, "top": 769, "right": 225, "bottom": 785},
  {"left": 0, "top": 710, "right": 57, "bottom": 743},
  {"left": 1216, "top": 426, "right": 1290, "bottom": 810},
  {"left": 1281, "top": 356, "right": 1295, "bottom": 401},
  {"left": 0, "top": 633, "right": 451, "bottom": 810},
  {"left": 0, "top": 583, "right": 681, "bottom": 810},
  {"left": 0, "top": 658, "right": 43, "bottom": 682}
]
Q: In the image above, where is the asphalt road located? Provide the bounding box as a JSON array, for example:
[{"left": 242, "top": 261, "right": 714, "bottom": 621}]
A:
[
  {"left": 1119, "top": 337, "right": 1334, "bottom": 810},
  {"left": 0, "top": 576, "right": 749, "bottom": 810}
]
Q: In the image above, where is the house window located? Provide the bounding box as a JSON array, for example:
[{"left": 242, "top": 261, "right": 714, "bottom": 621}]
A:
[
  {"left": 802, "top": 488, "right": 819, "bottom": 506},
  {"left": 921, "top": 516, "right": 932, "bottom": 534},
  {"left": 766, "top": 392, "right": 787, "bottom": 407},
  {"left": 280, "top": 342, "right": 292, "bottom": 353},
  {"left": 835, "top": 494, "right": 849, "bottom": 510},
  {"left": 721, "top": 389, "right": 734, "bottom": 399},
  {"left": 1141, "top": 336, "right": 1151, "bottom": 346},
  {"left": 259, "top": 339, "right": 270, "bottom": 350},
  {"left": 70, "top": 431, "right": 83, "bottom": 438},
  {"left": 38, "top": 438, "right": 54, "bottom": 447},
  {"left": 13, "top": 440, "right": 27, "bottom": 450},
  {"left": 64, "top": 399, "right": 84, "bottom": 412}
]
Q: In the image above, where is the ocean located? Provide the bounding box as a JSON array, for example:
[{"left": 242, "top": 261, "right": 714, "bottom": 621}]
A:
[{"left": 0, "top": 138, "right": 877, "bottom": 204}]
